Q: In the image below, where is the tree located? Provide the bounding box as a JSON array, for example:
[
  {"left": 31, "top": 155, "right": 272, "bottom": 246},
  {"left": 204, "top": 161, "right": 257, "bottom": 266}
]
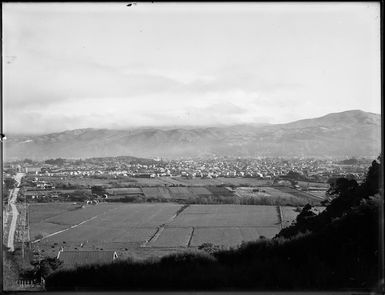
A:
[
  {"left": 31, "top": 257, "right": 63, "bottom": 279},
  {"left": 4, "top": 178, "right": 17, "bottom": 190},
  {"left": 91, "top": 185, "right": 106, "bottom": 196},
  {"left": 362, "top": 154, "right": 381, "bottom": 197},
  {"left": 67, "top": 190, "right": 93, "bottom": 202},
  {"left": 277, "top": 154, "right": 382, "bottom": 240},
  {"left": 285, "top": 171, "right": 306, "bottom": 181},
  {"left": 327, "top": 177, "right": 358, "bottom": 197},
  {"left": 296, "top": 204, "right": 316, "bottom": 224}
]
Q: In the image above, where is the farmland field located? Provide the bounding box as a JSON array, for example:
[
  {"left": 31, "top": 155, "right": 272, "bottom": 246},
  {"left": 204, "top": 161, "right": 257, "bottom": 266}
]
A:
[
  {"left": 29, "top": 202, "right": 87, "bottom": 239},
  {"left": 168, "top": 187, "right": 195, "bottom": 199},
  {"left": 190, "top": 227, "right": 280, "bottom": 247},
  {"left": 30, "top": 203, "right": 121, "bottom": 239},
  {"left": 187, "top": 187, "right": 212, "bottom": 196},
  {"left": 173, "top": 177, "right": 271, "bottom": 187},
  {"left": 147, "top": 227, "right": 193, "bottom": 247},
  {"left": 23, "top": 175, "right": 137, "bottom": 188},
  {"left": 30, "top": 203, "right": 305, "bottom": 260},
  {"left": 106, "top": 188, "right": 143, "bottom": 195},
  {"left": 297, "top": 181, "right": 330, "bottom": 189},
  {"left": 273, "top": 186, "right": 320, "bottom": 202},
  {"left": 307, "top": 190, "right": 327, "bottom": 199},
  {"left": 168, "top": 205, "right": 280, "bottom": 227},
  {"left": 275, "top": 186, "right": 321, "bottom": 204},
  {"left": 41, "top": 203, "right": 120, "bottom": 225},
  {"left": 280, "top": 206, "right": 301, "bottom": 228},
  {"left": 32, "top": 203, "right": 181, "bottom": 238},
  {"left": 154, "top": 205, "right": 285, "bottom": 248},
  {"left": 142, "top": 187, "right": 172, "bottom": 199},
  {"left": 29, "top": 203, "right": 83, "bottom": 224},
  {"left": 280, "top": 206, "right": 326, "bottom": 228},
  {"left": 235, "top": 187, "right": 271, "bottom": 198},
  {"left": 206, "top": 186, "right": 234, "bottom": 197},
  {"left": 24, "top": 176, "right": 328, "bottom": 192},
  {"left": 235, "top": 186, "right": 314, "bottom": 206}
]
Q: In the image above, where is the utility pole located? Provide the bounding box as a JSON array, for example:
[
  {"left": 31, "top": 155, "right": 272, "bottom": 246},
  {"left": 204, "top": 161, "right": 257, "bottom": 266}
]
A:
[
  {"left": 22, "top": 206, "right": 24, "bottom": 259},
  {"left": 22, "top": 191, "right": 28, "bottom": 260},
  {"left": 27, "top": 203, "right": 30, "bottom": 241}
]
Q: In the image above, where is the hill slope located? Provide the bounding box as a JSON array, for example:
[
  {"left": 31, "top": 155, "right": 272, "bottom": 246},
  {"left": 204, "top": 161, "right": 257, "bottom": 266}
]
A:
[{"left": 5, "top": 110, "right": 381, "bottom": 160}]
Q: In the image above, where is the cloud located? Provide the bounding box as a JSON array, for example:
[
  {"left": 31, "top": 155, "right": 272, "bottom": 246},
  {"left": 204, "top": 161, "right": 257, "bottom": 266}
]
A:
[{"left": 3, "top": 3, "right": 380, "bottom": 134}]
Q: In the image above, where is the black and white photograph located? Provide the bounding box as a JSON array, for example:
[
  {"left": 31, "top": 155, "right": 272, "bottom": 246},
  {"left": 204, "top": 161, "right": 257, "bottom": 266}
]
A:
[{"left": 1, "top": 2, "right": 383, "bottom": 292}]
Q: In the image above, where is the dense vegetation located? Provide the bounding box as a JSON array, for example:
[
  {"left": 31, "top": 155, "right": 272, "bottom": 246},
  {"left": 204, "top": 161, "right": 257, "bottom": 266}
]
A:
[
  {"left": 3, "top": 177, "right": 18, "bottom": 203},
  {"left": 45, "top": 156, "right": 382, "bottom": 291},
  {"left": 44, "top": 158, "right": 66, "bottom": 166}
]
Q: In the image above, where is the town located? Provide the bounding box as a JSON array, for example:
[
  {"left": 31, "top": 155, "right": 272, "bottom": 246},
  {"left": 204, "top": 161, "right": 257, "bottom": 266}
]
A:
[
  {"left": 3, "top": 156, "right": 372, "bottom": 205},
  {"left": 4, "top": 156, "right": 371, "bottom": 182}
]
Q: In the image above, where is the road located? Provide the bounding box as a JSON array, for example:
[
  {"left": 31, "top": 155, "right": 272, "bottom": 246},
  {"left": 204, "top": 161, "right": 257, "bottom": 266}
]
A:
[{"left": 6, "top": 173, "right": 25, "bottom": 252}]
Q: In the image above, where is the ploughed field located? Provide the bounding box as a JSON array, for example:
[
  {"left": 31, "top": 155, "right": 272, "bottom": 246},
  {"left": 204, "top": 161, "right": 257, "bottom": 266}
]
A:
[{"left": 29, "top": 203, "right": 305, "bottom": 259}]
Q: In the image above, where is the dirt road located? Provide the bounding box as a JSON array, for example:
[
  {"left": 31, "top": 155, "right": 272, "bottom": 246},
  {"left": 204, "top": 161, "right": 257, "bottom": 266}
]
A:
[{"left": 6, "top": 173, "right": 25, "bottom": 252}]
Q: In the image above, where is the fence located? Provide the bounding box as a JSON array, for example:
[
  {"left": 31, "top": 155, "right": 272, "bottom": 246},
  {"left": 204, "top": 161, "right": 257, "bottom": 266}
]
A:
[{"left": 16, "top": 278, "right": 45, "bottom": 289}]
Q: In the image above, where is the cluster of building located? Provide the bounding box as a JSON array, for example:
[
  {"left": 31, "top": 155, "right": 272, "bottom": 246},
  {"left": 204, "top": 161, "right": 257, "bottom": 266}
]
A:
[
  {"left": 4, "top": 157, "right": 372, "bottom": 183},
  {"left": 31, "top": 177, "right": 55, "bottom": 189}
]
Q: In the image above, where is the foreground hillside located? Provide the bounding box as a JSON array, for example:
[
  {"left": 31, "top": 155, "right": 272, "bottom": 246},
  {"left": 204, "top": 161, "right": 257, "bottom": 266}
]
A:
[
  {"left": 45, "top": 155, "right": 382, "bottom": 291},
  {"left": 5, "top": 110, "right": 381, "bottom": 160}
]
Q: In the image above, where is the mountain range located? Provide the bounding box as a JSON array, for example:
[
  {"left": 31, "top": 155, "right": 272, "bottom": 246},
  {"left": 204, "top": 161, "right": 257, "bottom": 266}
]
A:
[{"left": 4, "top": 110, "right": 381, "bottom": 160}]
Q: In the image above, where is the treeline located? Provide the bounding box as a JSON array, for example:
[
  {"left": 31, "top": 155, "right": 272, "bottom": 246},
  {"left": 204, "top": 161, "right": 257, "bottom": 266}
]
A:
[
  {"left": 45, "top": 155, "right": 382, "bottom": 291},
  {"left": 44, "top": 158, "right": 66, "bottom": 166}
]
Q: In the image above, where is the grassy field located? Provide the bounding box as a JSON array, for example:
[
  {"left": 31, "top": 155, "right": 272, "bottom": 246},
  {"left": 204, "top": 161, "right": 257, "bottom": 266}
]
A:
[{"left": 29, "top": 203, "right": 303, "bottom": 259}]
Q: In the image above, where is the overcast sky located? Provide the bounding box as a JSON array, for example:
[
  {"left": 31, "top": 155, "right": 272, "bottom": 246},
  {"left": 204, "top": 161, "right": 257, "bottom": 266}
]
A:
[{"left": 2, "top": 2, "right": 381, "bottom": 134}]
